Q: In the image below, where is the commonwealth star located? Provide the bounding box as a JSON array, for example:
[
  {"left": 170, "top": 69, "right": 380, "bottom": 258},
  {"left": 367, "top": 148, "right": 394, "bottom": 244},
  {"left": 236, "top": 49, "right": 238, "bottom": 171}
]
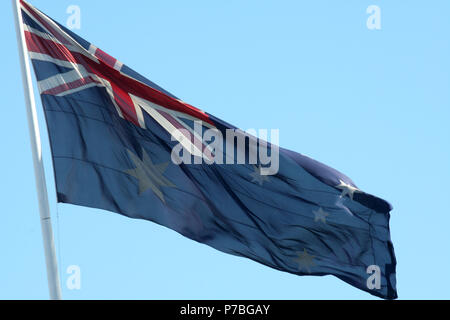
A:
[{"left": 125, "top": 148, "right": 175, "bottom": 203}]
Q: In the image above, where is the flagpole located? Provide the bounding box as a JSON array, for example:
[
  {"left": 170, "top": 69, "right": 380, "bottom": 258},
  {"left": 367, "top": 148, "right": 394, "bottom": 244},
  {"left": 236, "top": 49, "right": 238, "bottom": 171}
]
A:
[{"left": 12, "top": 0, "right": 62, "bottom": 300}]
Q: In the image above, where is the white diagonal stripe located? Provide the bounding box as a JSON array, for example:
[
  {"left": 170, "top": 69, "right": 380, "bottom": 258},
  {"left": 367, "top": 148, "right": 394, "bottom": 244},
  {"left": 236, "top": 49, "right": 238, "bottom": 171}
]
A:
[
  {"left": 146, "top": 101, "right": 216, "bottom": 129},
  {"left": 113, "top": 60, "right": 123, "bottom": 71},
  {"left": 130, "top": 94, "right": 203, "bottom": 156},
  {"left": 37, "top": 68, "right": 91, "bottom": 93},
  {"left": 23, "top": 24, "right": 62, "bottom": 44},
  {"left": 55, "top": 82, "right": 102, "bottom": 97},
  {"left": 21, "top": 3, "right": 99, "bottom": 62},
  {"left": 29, "top": 51, "right": 81, "bottom": 69}
]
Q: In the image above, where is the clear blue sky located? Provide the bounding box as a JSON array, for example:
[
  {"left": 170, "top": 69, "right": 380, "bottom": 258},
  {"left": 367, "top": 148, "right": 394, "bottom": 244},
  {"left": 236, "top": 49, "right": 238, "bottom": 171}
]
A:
[{"left": 1, "top": 0, "right": 449, "bottom": 299}]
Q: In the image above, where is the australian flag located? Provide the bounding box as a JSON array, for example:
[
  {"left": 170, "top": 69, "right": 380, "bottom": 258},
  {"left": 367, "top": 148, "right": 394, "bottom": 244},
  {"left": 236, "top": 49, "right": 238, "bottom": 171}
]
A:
[{"left": 19, "top": 0, "right": 397, "bottom": 299}]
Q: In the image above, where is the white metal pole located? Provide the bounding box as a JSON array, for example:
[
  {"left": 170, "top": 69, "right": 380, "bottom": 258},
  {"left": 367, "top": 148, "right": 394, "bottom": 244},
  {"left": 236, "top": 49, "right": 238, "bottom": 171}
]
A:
[{"left": 12, "top": 0, "right": 62, "bottom": 300}]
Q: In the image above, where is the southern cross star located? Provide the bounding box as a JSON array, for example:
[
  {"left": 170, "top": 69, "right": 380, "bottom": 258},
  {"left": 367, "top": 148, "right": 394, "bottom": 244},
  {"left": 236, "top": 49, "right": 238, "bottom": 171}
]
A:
[
  {"left": 249, "top": 165, "right": 270, "bottom": 186},
  {"left": 313, "top": 207, "right": 329, "bottom": 224},
  {"left": 125, "top": 148, "right": 175, "bottom": 203},
  {"left": 295, "top": 249, "right": 315, "bottom": 273},
  {"left": 335, "top": 179, "right": 360, "bottom": 200}
]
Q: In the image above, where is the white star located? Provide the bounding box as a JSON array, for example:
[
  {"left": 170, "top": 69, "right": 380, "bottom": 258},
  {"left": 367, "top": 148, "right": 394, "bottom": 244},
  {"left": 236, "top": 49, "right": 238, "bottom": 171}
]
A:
[
  {"left": 295, "top": 249, "right": 315, "bottom": 273},
  {"left": 249, "top": 165, "right": 270, "bottom": 186},
  {"left": 335, "top": 179, "right": 360, "bottom": 200},
  {"left": 313, "top": 207, "right": 329, "bottom": 224}
]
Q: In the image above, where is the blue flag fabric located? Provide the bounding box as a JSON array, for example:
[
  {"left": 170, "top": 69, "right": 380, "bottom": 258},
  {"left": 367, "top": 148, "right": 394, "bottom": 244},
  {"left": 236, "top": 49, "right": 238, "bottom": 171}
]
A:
[{"left": 21, "top": 0, "right": 397, "bottom": 299}]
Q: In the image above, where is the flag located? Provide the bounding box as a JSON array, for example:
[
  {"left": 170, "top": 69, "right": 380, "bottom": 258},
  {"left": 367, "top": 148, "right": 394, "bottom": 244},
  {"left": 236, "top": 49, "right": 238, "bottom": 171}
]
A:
[{"left": 19, "top": 0, "right": 397, "bottom": 299}]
